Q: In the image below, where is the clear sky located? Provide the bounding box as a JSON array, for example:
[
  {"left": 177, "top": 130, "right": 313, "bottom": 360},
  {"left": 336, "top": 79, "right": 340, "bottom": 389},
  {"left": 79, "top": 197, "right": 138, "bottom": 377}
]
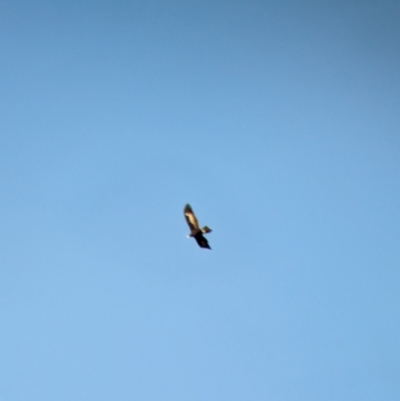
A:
[{"left": 1, "top": 1, "right": 399, "bottom": 400}]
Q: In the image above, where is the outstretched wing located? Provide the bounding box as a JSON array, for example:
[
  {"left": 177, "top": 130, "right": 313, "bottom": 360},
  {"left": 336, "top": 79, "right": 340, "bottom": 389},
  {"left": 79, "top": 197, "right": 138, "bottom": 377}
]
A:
[
  {"left": 195, "top": 232, "right": 211, "bottom": 249},
  {"left": 184, "top": 204, "right": 199, "bottom": 231}
]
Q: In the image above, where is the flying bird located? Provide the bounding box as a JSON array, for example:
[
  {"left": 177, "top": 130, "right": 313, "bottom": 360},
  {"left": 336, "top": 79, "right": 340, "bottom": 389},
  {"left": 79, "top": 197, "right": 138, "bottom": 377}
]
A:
[{"left": 184, "top": 204, "right": 212, "bottom": 249}]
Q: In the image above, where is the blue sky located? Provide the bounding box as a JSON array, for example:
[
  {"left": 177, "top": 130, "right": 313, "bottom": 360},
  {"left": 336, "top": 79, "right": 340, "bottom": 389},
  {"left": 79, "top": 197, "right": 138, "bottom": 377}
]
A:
[{"left": 1, "top": 1, "right": 399, "bottom": 400}]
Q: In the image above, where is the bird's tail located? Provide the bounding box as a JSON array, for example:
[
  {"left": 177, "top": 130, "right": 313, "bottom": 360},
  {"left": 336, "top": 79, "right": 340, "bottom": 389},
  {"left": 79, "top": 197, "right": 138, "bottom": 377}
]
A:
[{"left": 201, "top": 226, "right": 212, "bottom": 234}]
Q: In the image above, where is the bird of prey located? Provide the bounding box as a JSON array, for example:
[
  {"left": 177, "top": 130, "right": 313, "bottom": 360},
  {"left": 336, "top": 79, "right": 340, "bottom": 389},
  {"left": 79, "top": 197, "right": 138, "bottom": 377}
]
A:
[{"left": 184, "top": 204, "right": 212, "bottom": 249}]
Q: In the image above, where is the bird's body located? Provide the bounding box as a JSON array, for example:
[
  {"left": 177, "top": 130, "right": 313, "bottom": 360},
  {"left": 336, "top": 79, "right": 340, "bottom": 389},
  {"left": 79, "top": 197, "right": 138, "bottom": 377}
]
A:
[{"left": 184, "top": 204, "right": 212, "bottom": 249}]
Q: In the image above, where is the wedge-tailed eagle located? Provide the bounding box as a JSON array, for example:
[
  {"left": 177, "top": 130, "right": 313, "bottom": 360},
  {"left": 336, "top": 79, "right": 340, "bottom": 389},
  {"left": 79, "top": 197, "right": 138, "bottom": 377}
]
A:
[{"left": 184, "top": 204, "right": 212, "bottom": 249}]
